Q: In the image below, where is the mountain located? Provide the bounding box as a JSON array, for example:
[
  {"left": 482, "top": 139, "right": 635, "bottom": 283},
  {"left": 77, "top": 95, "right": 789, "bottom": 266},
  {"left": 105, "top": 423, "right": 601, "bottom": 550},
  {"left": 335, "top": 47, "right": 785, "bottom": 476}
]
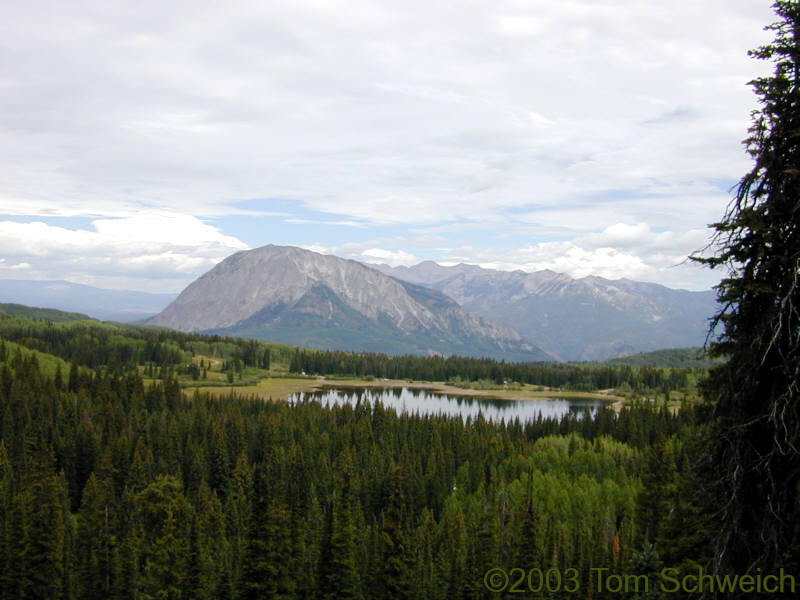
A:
[
  {"left": 0, "top": 279, "right": 177, "bottom": 322},
  {"left": 148, "top": 245, "right": 551, "bottom": 361},
  {"left": 374, "top": 261, "right": 717, "bottom": 361}
]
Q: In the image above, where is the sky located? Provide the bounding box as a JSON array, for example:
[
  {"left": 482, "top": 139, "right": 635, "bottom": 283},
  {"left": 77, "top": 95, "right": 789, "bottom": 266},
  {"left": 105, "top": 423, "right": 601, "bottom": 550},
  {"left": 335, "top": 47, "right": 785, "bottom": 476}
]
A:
[{"left": 0, "top": 0, "right": 777, "bottom": 293}]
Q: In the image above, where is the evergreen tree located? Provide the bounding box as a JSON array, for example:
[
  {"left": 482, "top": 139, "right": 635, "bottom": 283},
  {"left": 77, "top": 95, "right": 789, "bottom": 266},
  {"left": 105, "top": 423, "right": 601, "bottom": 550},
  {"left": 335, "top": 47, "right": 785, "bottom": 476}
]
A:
[
  {"left": 68, "top": 361, "right": 80, "bottom": 393},
  {"left": 77, "top": 472, "right": 117, "bottom": 600},
  {"left": 319, "top": 464, "right": 362, "bottom": 600},
  {"left": 133, "top": 476, "right": 191, "bottom": 600},
  {"left": 237, "top": 462, "right": 295, "bottom": 600},
  {"left": 635, "top": 437, "right": 676, "bottom": 548},
  {"left": 112, "top": 497, "right": 139, "bottom": 600},
  {"left": 693, "top": 0, "right": 800, "bottom": 575},
  {"left": 517, "top": 486, "right": 542, "bottom": 570},
  {"left": 226, "top": 453, "right": 253, "bottom": 587},
  {"left": 184, "top": 516, "right": 204, "bottom": 600},
  {"left": 53, "top": 363, "right": 63, "bottom": 391},
  {"left": 377, "top": 467, "right": 414, "bottom": 600},
  {"left": 0, "top": 442, "right": 18, "bottom": 599},
  {"left": 436, "top": 496, "right": 467, "bottom": 600},
  {"left": 20, "top": 447, "right": 66, "bottom": 600}
]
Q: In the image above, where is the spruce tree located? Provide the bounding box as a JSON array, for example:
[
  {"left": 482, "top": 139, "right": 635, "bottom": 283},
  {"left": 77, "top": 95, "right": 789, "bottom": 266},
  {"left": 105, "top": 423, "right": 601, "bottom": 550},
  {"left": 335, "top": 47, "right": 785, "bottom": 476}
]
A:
[
  {"left": 517, "top": 491, "right": 542, "bottom": 570},
  {"left": 320, "top": 469, "right": 362, "bottom": 600},
  {"left": 377, "top": 467, "right": 413, "bottom": 600},
  {"left": 0, "top": 442, "right": 18, "bottom": 599},
  {"left": 237, "top": 462, "right": 295, "bottom": 600},
  {"left": 21, "top": 448, "right": 66, "bottom": 600},
  {"left": 133, "top": 476, "right": 191, "bottom": 600},
  {"left": 634, "top": 437, "right": 676, "bottom": 548},
  {"left": 77, "top": 472, "right": 117, "bottom": 600},
  {"left": 693, "top": 0, "right": 800, "bottom": 574}
]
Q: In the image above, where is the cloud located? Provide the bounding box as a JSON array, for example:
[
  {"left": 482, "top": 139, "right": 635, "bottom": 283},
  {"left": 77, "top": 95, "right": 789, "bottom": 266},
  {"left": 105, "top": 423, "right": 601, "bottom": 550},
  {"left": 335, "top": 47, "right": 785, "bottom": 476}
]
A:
[
  {"left": 0, "top": 0, "right": 774, "bottom": 291},
  {"left": 360, "top": 248, "right": 420, "bottom": 267},
  {"left": 579, "top": 222, "right": 711, "bottom": 259},
  {"left": 284, "top": 218, "right": 366, "bottom": 227},
  {"left": 0, "top": 214, "right": 248, "bottom": 291},
  {"left": 0, "top": 0, "right": 773, "bottom": 226},
  {"left": 475, "top": 242, "right": 653, "bottom": 281},
  {"left": 422, "top": 227, "right": 719, "bottom": 290},
  {"left": 295, "top": 221, "right": 718, "bottom": 290}
]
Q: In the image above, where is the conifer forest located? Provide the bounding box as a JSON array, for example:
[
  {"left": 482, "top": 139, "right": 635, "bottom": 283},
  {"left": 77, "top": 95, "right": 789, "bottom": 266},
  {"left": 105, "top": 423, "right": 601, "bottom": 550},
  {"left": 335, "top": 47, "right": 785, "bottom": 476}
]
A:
[{"left": 0, "top": 315, "right": 699, "bottom": 599}]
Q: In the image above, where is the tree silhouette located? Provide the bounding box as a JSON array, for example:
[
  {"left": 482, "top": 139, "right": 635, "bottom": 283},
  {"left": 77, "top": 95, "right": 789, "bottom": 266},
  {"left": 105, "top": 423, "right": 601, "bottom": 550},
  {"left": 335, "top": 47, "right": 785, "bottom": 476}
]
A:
[{"left": 694, "top": 0, "right": 800, "bottom": 574}]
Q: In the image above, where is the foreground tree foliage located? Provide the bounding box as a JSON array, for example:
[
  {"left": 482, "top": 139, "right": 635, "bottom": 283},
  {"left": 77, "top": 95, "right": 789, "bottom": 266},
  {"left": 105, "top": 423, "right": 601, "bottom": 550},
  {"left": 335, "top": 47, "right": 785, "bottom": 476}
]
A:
[{"left": 694, "top": 0, "right": 800, "bottom": 578}]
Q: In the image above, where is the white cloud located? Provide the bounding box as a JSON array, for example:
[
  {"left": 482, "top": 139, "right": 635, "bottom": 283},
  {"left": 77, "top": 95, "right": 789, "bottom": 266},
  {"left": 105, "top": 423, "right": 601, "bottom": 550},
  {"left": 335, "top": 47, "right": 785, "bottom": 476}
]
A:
[
  {"left": 579, "top": 222, "right": 711, "bottom": 258},
  {"left": 0, "top": 0, "right": 776, "bottom": 291},
  {"left": 477, "top": 242, "right": 653, "bottom": 280},
  {"left": 426, "top": 233, "right": 720, "bottom": 290},
  {"left": 360, "top": 248, "right": 420, "bottom": 267},
  {"left": 298, "top": 225, "right": 719, "bottom": 290},
  {"left": 0, "top": 0, "right": 773, "bottom": 224},
  {"left": 0, "top": 215, "right": 248, "bottom": 291}
]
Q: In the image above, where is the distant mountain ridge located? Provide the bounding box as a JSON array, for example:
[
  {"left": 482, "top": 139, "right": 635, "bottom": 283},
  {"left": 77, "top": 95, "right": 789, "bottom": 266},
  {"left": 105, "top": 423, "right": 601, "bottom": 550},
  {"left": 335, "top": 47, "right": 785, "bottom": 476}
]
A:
[
  {"left": 3, "top": 248, "right": 717, "bottom": 361},
  {"left": 0, "top": 279, "right": 177, "bottom": 322},
  {"left": 375, "top": 261, "right": 717, "bottom": 361},
  {"left": 148, "top": 245, "right": 551, "bottom": 361}
]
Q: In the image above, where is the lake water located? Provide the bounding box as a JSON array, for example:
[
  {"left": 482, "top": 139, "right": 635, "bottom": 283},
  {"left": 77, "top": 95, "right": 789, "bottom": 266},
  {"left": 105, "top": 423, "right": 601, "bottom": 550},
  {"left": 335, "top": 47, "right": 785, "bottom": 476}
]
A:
[{"left": 289, "top": 386, "right": 604, "bottom": 423}]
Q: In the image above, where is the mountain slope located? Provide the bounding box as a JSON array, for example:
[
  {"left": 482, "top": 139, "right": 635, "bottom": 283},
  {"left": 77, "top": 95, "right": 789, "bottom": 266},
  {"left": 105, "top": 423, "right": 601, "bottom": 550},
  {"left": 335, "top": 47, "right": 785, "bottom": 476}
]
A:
[
  {"left": 375, "top": 262, "right": 717, "bottom": 361},
  {"left": 149, "top": 246, "right": 551, "bottom": 361},
  {"left": 0, "top": 279, "right": 177, "bottom": 322},
  {"left": 0, "top": 303, "right": 92, "bottom": 322}
]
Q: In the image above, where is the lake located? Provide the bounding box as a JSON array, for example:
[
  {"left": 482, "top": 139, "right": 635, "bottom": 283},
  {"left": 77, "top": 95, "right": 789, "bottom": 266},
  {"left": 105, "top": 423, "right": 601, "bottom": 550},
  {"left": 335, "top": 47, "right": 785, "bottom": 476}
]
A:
[{"left": 289, "top": 386, "right": 604, "bottom": 423}]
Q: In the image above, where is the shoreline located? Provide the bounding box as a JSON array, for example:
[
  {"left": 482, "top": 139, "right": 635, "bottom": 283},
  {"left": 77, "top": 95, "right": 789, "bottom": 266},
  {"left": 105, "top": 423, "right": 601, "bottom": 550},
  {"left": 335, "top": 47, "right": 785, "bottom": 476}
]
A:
[
  {"left": 195, "top": 375, "right": 627, "bottom": 411},
  {"left": 317, "top": 378, "right": 625, "bottom": 403}
]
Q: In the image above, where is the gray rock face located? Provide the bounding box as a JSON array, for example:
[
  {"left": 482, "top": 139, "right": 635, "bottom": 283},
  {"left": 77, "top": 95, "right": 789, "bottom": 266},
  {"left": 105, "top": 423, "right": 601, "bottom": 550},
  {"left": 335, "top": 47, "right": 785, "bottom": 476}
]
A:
[
  {"left": 149, "top": 245, "right": 550, "bottom": 360},
  {"left": 375, "top": 262, "right": 717, "bottom": 361}
]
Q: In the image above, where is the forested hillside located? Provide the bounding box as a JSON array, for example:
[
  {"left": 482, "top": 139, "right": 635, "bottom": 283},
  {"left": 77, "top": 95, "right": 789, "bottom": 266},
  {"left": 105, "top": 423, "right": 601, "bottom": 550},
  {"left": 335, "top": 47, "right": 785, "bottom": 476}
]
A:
[
  {"left": 603, "top": 347, "right": 724, "bottom": 369},
  {"left": 288, "top": 348, "right": 693, "bottom": 395},
  {"left": 0, "top": 311, "right": 708, "bottom": 599},
  {"left": 0, "top": 303, "right": 91, "bottom": 323}
]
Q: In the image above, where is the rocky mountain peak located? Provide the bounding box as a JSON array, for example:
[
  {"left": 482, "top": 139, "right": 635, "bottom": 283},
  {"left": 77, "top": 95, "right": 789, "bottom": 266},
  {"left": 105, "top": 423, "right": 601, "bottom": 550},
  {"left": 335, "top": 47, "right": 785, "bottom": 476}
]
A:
[{"left": 149, "top": 245, "right": 550, "bottom": 361}]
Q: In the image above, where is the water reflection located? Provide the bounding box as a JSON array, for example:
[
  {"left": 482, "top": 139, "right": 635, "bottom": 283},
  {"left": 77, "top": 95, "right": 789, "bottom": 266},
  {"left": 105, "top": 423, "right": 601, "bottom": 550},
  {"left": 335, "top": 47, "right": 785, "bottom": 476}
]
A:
[{"left": 289, "top": 386, "right": 603, "bottom": 423}]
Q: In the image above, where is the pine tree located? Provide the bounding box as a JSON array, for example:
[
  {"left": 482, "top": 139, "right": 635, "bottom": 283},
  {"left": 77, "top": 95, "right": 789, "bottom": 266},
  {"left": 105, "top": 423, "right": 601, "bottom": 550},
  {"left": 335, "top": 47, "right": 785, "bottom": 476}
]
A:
[
  {"left": 517, "top": 485, "right": 542, "bottom": 570},
  {"left": 634, "top": 437, "right": 676, "bottom": 548},
  {"left": 237, "top": 462, "right": 295, "bottom": 600},
  {"left": 692, "top": 0, "right": 800, "bottom": 575},
  {"left": 436, "top": 496, "right": 467, "bottom": 600},
  {"left": 133, "top": 476, "right": 191, "bottom": 600},
  {"left": 54, "top": 363, "right": 63, "bottom": 391},
  {"left": 0, "top": 442, "right": 18, "bottom": 599},
  {"left": 20, "top": 448, "right": 66, "bottom": 600},
  {"left": 77, "top": 472, "right": 117, "bottom": 600},
  {"left": 320, "top": 468, "right": 362, "bottom": 600},
  {"left": 184, "top": 516, "right": 204, "bottom": 600},
  {"left": 226, "top": 453, "right": 252, "bottom": 587},
  {"left": 377, "top": 467, "right": 413, "bottom": 600},
  {"left": 112, "top": 495, "right": 139, "bottom": 600},
  {"left": 68, "top": 361, "right": 80, "bottom": 393}
]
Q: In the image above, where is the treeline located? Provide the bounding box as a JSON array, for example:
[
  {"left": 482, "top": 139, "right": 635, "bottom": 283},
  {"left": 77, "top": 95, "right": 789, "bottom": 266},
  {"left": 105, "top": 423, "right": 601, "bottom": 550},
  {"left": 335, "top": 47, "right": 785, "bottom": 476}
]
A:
[
  {"left": 0, "top": 343, "right": 698, "bottom": 599},
  {"left": 0, "top": 316, "right": 287, "bottom": 371},
  {"left": 0, "top": 314, "right": 695, "bottom": 396},
  {"left": 289, "top": 349, "right": 692, "bottom": 392},
  {"left": 604, "top": 347, "right": 724, "bottom": 369}
]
